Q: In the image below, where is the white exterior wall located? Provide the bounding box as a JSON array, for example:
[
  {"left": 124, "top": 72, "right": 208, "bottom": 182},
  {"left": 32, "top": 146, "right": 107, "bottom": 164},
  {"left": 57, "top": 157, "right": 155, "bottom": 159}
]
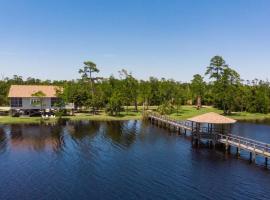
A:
[
  {"left": 21, "top": 97, "right": 52, "bottom": 110},
  {"left": 10, "top": 98, "right": 74, "bottom": 110}
]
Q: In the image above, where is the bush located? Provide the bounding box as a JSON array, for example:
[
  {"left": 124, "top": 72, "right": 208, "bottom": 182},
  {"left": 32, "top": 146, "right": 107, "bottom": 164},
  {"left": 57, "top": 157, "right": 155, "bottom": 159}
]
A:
[
  {"left": 157, "top": 101, "right": 176, "bottom": 115},
  {"left": 105, "top": 93, "right": 124, "bottom": 116}
]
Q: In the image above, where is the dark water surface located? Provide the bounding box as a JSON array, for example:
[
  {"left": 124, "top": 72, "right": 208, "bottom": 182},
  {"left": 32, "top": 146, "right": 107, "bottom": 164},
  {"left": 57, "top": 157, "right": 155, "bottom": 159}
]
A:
[{"left": 0, "top": 120, "right": 270, "bottom": 200}]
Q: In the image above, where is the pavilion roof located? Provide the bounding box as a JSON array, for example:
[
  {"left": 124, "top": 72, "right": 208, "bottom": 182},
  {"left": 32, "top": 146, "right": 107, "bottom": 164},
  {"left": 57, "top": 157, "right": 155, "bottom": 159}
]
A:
[{"left": 187, "top": 112, "right": 236, "bottom": 124}]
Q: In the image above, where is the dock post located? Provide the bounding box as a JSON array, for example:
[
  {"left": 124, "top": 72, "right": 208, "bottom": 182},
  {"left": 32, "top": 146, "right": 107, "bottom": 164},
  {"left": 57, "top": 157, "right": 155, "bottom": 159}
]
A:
[
  {"left": 265, "top": 157, "right": 268, "bottom": 168},
  {"left": 194, "top": 138, "right": 199, "bottom": 147},
  {"left": 236, "top": 147, "right": 240, "bottom": 157},
  {"left": 252, "top": 153, "right": 256, "bottom": 163},
  {"left": 249, "top": 152, "right": 252, "bottom": 163},
  {"left": 252, "top": 146, "right": 256, "bottom": 163},
  {"left": 227, "top": 145, "right": 231, "bottom": 154}
]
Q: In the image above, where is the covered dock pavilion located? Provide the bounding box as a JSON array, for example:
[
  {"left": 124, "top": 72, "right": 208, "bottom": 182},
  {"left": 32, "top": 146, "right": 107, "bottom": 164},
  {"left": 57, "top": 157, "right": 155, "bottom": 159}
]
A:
[{"left": 187, "top": 112, "right": 237, "bottom": 146}]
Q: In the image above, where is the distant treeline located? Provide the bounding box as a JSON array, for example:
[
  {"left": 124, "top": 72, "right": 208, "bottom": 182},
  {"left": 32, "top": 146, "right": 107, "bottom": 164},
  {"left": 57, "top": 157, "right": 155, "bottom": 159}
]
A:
[{"left": 1, "top": 56, "right": 270, "bottom": 115}]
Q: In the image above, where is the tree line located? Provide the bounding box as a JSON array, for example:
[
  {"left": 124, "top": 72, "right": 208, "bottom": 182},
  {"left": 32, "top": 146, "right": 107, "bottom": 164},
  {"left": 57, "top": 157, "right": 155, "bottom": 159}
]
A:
[{"left": 1, "top": 56, "right": 270, "bottom": 115}]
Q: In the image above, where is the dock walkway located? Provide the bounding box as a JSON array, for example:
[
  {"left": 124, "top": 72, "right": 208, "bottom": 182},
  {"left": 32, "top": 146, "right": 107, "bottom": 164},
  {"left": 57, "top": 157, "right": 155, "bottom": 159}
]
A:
[{"left": 145, "top": 111, "right": 270, "bottom": 166}]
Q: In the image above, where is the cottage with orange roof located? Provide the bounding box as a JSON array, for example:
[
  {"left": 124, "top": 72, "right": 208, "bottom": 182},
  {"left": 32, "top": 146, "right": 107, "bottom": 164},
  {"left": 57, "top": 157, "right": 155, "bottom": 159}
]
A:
[{"left": 8, "top": 85, "right": 74, "bottom": 116}]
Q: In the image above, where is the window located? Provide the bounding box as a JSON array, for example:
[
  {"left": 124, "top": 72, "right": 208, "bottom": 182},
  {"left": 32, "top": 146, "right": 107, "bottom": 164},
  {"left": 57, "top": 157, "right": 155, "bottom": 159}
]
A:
[
  {"left": 30, "top": 98, "right": 41, "bottom": 107},
  {"left": 10, "top": 98, "right": 22, "bottom": 107},
  {"left": 51, "top": 98, "right": 60, "bottom": 107}
]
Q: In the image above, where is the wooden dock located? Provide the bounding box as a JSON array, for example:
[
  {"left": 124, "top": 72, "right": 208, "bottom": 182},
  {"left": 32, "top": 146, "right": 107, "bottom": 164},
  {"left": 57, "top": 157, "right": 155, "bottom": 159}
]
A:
[
  {"left": 148, "top": 112, "right": 192, "bottom": 132},
  {"left": 145, "top": 111, "right": 270, "bottom": 167},
  {"left": 217, "top": 134, "right": 270, "bottom": 161}
]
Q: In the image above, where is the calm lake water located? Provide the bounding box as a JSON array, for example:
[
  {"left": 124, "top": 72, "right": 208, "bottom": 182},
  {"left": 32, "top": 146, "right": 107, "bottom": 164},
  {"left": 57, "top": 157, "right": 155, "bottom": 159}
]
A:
[{"left": 0, "top": 120, "right": 270, "bottom": 200}]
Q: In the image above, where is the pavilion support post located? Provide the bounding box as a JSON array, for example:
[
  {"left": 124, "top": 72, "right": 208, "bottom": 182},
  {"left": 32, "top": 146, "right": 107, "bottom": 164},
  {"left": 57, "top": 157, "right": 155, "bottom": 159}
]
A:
[
  {"left": 210, "top": 124, "right": 216, "bottom": 149},
  {"left": 224, "top": 136, "right": 230, "bottom": 154},
  {"left": 221, "top": 124, "right": 224, "bottom": 134},
  {"left": 196, "top": 123, "right": 200, "bottom": 148},
  {"left": 229, "top": 124, "right": 232, "bottom": 133}
]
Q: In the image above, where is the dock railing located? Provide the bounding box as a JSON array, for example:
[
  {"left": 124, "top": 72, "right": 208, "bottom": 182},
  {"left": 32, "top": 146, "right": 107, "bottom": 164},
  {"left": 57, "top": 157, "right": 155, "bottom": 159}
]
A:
[{"left": 217, "top": 133, "right": 270, "bottom": 156}]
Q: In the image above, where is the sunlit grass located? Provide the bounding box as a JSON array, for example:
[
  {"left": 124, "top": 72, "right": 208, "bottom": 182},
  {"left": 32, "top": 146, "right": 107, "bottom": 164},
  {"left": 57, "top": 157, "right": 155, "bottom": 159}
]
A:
[
  {"left": 2, "top": 105, "right": 270, "bottom": 124},
  {"left": 168, "top": 105, "right": 222, "bottom": 120}
]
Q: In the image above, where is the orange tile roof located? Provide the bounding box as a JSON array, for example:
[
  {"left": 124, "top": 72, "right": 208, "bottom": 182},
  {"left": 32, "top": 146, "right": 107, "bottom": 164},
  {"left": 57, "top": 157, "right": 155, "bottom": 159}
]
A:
[
  {"left": 188, "top": 112, "right": 236, "bottom": 124},
  {"left": 8, "top": 85, "right": 61, "bottom": 98}
]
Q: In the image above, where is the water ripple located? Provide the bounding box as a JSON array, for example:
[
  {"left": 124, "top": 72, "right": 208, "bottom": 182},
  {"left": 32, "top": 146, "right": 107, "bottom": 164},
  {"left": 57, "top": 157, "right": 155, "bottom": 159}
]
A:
[{"left": 0, "top": 121, "right": 270, "bottom": 199}]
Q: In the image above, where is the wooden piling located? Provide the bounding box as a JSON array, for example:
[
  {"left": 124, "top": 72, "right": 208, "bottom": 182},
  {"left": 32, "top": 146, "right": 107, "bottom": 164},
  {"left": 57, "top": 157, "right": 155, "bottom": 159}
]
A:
[{"left": 249, "top": 152, "right": 252, "bottom": 163}]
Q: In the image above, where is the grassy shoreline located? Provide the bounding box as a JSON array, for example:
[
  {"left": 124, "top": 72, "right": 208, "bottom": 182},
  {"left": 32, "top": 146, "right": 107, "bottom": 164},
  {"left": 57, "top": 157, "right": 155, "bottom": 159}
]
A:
[{"left": 1, "top": 106, "right": 270, "bottom": 124}]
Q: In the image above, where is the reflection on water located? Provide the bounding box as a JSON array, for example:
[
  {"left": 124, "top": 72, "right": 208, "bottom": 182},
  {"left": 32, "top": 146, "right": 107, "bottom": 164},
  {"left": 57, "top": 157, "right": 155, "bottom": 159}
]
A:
[
  {"left": 8, "top": 124, "right": 64, "bottom": 152},
  {"left": 103, "top": 121, "right": 138, "bottom": 147},
  {"left": 0, "top": 120, "right": 270, "bottom": 200}
]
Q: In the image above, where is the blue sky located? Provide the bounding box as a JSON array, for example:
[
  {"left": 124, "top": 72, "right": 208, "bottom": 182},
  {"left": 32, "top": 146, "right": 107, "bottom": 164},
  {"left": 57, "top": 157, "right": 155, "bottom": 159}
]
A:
[{"left": 0, "top": 0, "right": 270, "bottom": 81}]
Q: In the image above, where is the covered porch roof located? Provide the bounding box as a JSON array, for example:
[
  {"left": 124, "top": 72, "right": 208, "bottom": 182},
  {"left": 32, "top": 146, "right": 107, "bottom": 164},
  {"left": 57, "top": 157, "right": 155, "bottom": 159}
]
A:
[{"left": 187, "top": 112, "right": 236, "bottom": 124}]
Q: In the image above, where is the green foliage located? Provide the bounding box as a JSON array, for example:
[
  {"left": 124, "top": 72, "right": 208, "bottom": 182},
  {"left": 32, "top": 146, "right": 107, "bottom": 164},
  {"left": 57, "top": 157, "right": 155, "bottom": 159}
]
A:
[
  {"left": 105, "top": 91, "right": 124, "bottom": 116},
  {"left": 31, "top": 90, "right": 46, "bottom": 97},
  {"left": 31, "top": 90, "right": 46, "bottom": 110},
  {"left": 78, "top": 61, "right": 100, "bottom": 81},
  {"left": 157, "top": 101, "right": 176, "bottom": 115},
  {"left": 205, "top": 55, "right": 227, "bottom": 80},
  {"left": 190, "top": 74, "right": 205, "bottom": 108},
  {"left": 205, "top": 56, "right": 241, "bottom": 114},
  {"left": 1, "top": 57, "right": 270, "bottom": 116},
  {"left": 0, "top": 81, "right": 9, "bottom": 105},
  {"left": 119, "top": 69, "right": 139, "bottom": 111},
  {"left": 55, "top": 109, "right": 67, "bottom": 118}
]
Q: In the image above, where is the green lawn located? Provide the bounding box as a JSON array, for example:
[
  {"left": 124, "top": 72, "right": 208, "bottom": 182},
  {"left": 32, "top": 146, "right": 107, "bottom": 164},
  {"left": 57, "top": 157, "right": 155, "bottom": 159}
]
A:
[
  {"left": 168, "top": 106, "right": 270, "bottom": 121},
  {"left": 63, "top": 111, "right": 142, "bottom": 121},
  {"left": 0, "top": 116, "right": 49, "bottom": 124},
  {"left": 0, "top": 111, "right": 142, "bottom": 124},
  {"left": 1, "top": 105, "right": 270, "bottom": 124},
  {"left": 168, "top": 106, "right": 222, "bottom": 120}
]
